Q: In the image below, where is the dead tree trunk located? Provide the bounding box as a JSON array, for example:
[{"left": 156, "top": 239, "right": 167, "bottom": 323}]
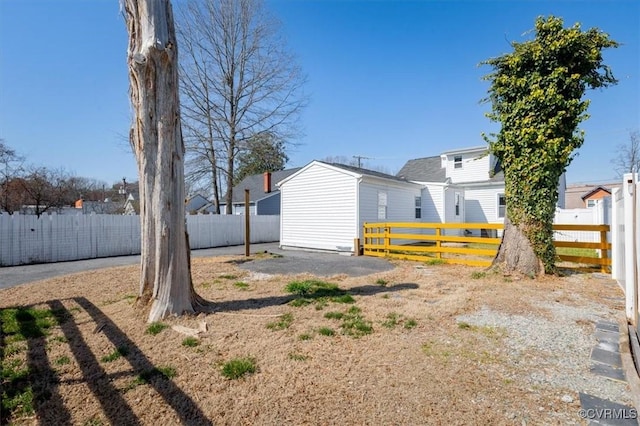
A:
[{"left": 124, "top": 0, "right": 204, "bottom": 322}]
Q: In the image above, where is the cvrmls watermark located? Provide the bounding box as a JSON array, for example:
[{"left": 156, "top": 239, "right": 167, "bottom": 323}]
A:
[{"left": 578, "top": 408, "right": 638, "bottom": 420}]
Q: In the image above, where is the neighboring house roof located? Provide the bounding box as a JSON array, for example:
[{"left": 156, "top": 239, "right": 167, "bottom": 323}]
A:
[
  {"left": 396, "top": 156, "right": 447, "bottom": 183},
  {"left": 581, "top": 186, "right": 611, "bottom": 200},
  {"left": 565, "top": 182, "right": 620, "bottom": 209},
  {"left": 186, "top": 194, "right": 210, "bottom": 212},
  {"left": 230, "top": 168, "right": 302, "bottom": 204}
]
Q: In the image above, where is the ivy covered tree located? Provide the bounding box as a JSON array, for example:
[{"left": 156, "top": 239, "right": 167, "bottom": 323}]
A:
[{"left": 482, "top": 16, "right": 618, "bottom": 276}]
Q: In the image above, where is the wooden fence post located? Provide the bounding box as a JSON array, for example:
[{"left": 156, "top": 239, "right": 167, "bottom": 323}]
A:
[
  {"left": 384, "top": 226, "right": 390, "bottom": 255},
  {"left": 600, "top": 228, "right": 609, "bottom": 274},
  {"left": 435, "top": 227, "right": 442, "bottom": 259}
]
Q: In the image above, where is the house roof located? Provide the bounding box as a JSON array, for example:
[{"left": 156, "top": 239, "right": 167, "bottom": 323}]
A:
[
  {"left": 581, "top": 186, "right": 611, "bottom": 200},
  {"left": 396, "top": 156, "right": 447, "bottom": 183},
  {"left": 323, "top": 161, "right": 413, "bottom": 184},
  {"left": 231, "top": 168, "right": 301, "bottom": 203},
  {"left": 440, "top": 145, "right": 487, "bottom": 156}
]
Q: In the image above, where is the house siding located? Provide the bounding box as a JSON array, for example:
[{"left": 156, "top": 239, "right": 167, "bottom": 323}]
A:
[
  {"left": 446, "top": 152, "right": 491, "bottom": 184},
  {"left": 419, "top": 184, "right": 445, "bottom": 223},
  {"left": 359, "top": 180, "right": 421, "bottom": 235},
  {"left": 280, "top": 163, "right": 358, "bottom": 251},
  {"left": 256, "top": 193, "right": 281, "bottom": 215},
  {"left": 464, "top": 185, "right": 505, "bottom": 230}
]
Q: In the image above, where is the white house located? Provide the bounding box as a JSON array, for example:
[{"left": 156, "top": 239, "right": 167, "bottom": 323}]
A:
[
  {"left": 278, "top": 161, "right": 422, "bottom": 253},
  {"left": 279, "top": 146, "right": 567, "bottom": 253},
  {"left": 398, "top": 146, "right": 565, "bottom": 236}
]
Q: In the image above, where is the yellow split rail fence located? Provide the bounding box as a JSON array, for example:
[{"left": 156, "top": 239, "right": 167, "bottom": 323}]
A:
[{"left": 362, "top": 222, "right": 611, "bottom": 272}]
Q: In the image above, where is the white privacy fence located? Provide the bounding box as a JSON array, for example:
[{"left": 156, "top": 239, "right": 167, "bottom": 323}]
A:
[
  {"left": 610, "top": 173, "right": 639, "bottom": 327},
  {"left": 0, "top": 213, "right": 280, "bottom": 266},
  {"left": 553, "top": 197, "right": 611, "bottom": 243}
]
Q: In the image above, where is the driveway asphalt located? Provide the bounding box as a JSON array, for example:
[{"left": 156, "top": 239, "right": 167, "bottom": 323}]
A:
[{"left": 0, "top": 243, "right": 394, "bottom": 290}]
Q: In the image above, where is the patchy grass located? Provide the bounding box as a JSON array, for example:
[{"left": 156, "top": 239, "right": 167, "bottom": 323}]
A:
[
  {"left": 425, "top": 258, "right": 446, "bottom": 266},
  {"left": 219, "top": 274, "right": 239, "bottom": 280},
  {"left": 381, "top": 312, "right": 400, "bottom": 328},
  {"left": 556, "top": 247, "right": 598, "bottom": 258},
  {"left": 54, "top": 356, "right": 71, "bottom": 366},
  {"left": 317, "top": 327, "right": 335, "bottom": 336},
  {"left": 221, "top": 358, "right": 257, "bottom": 380},
  {"left": 288, "top": 353, "right": 310, "bottom": 361},
  {"left": 285, "top": 280, "right": 354, "bottom": 308},
  {"left": 471, "top": 271, "right": 487, "bottom": 279},
  {"left": 298, "top": 333, "right": 313, "bottom": 341},
  {"left": 340, "top": 306, "right": 373, "bottom": 338},
  {"left": 101, "top": 346, "right": 129, "bottom": 363},
  {"left": 182, "top": 337, "right": 200, "bottom": 347},
  {"left": 404, "top": 318, "right": 418, "bottom": 329},
  {"left": 145, "top": 322, "right": 168, "bottom": 336},
  {"left": 1, "top": 306, "right": 60, "bottom": 341},
  {"left": 266, "top": 313, "right": 294, "bottom": 331},
  {"left": 324, "top": 311, "right": 344, "bottom": 320},
  {"left": 233, "top": 281, "right": 250, "bottom": 290},
  {"left": 375, "top": 278, "right": 388, "bottom": 286}
]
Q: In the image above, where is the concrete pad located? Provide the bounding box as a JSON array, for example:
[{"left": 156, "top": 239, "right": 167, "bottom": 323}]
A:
[
  {"left": 597, "top": 321, "right": 620, "bottom": 333},
  {"left": 590, "top": 363, "right": 627, "bottom": 383},
  {"left": 591, "top": 347, "right": 623, "bottom": 368},
  {"left": 596, "top": 329, "right": 621, "bottom": 344}
]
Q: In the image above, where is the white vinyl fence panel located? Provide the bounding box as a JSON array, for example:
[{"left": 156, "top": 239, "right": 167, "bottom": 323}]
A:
[
  {"left": 0, "top": 213, "right": 279, "bottom": 266},
  {"left": 553, "top": 198, "right": 611, "bottom": 243}
]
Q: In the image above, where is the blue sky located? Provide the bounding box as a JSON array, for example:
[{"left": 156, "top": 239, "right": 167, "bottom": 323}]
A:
[{"left": 0, "top": 0, "right": 638, "bottom": 187}]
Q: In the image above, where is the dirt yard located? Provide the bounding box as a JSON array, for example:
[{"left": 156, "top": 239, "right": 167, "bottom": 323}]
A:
[{"left": 0, "top": 254, "right": 633, "bottom": 425}]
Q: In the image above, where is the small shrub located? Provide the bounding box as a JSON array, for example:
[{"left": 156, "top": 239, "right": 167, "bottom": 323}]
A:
[
  {"left": 182, "top": 337, "right": 199, "bottom": 347},
  {"left": 375, "top": 278, "right": 388, "bottom": 286},
  {"left": 266, "top": 313, "right": 294, "bottom": 330},
  {"left": 145, "top": 322, "right": 168, "bottom": 335},
  {"left": 318, "top": 327, "right": 335, "bottom": 336},
  {"left": 221, "top": 357, "right": 257, "bottom": 379}
]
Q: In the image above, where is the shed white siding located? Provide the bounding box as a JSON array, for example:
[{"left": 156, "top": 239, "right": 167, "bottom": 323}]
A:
[{"left": 280, "top": 163, "right": 358, "bottom": 251}]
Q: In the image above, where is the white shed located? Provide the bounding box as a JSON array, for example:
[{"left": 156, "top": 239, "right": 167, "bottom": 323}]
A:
[{"left": 278, "top": 161, "right": 422, "bottom": 253}]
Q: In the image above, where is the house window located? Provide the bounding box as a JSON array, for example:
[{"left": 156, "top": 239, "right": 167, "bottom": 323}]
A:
[
  {"left": 498, "top": 193, "right": 506, "bottom": 218},
  {"left": 378, "top": 191, "right": 387, "bottom": 220},
  {"left": 586, "top": 199, "right": 596, "bottom": 208},
  {"left": 454, "top": 155, "right": 462, "bottom": 169},
  {"left": 415, "top": 196, "right": 421, "bottom": 219}
]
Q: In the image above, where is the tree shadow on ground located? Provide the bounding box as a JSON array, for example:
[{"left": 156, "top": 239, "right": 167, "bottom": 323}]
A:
[
  {"left": 0, "top": 299, "right": 212, "bottom": 426},
  {"left": 208, "top": 282, "right": 419, "bottom": 313}
]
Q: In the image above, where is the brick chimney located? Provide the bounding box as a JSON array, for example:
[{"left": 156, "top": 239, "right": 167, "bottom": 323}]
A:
[{"left": 263, "top": 172, "right": 272, "bottom": 193}]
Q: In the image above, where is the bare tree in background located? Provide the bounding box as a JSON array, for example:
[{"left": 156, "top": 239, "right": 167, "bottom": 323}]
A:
[
  {"left": 0, "top": 140, "right": 24, "bottom": 213},
  {"left": 611, "top": 130, "right": 640, "bottom": 177},
  {"left": 124, "top": 0, "right": 205, "bottom": 322},
  {"left": 176, "top": 0, "right": 307, "bottom": 213}
]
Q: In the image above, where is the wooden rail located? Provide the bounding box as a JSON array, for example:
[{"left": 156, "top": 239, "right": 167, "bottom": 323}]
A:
[{"left": 363, "top": 222, "right": 611, "bottom": 272}]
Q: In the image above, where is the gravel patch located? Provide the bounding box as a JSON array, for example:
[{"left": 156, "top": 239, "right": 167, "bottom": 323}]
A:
[{"left": 457, "top": 300, "right": 633, "bottom": 406}]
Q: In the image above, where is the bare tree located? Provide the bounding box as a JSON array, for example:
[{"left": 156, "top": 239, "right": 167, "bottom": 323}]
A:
[
  {"left": 611, "top": 130, "right": 640, "bottom": 177},
  {"left": 15, "top": 166, "right": 74, "bottom": 217},
  {"left": 0, "top": 140, "right": 24, "bottom": 214},
  {"left": 124, "top": 0, "right": 205, "bottom": 322},
  {"left": 176, "top": 0, "right": 307, "bottom": 214}
]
